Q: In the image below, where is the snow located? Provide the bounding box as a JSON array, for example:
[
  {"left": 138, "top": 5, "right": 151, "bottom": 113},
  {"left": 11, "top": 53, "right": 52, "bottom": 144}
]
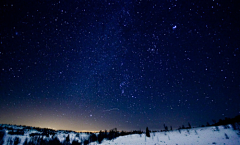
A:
[
  {"left": 55, "top": 131, "right": 89, "bottom": 143},
  {"left": 91, "top": 125, "right": 240, "bottom": 145},
  {"left": 0, "top": 124, "right": 90, "bottom": 145},
  {"left": 1, "top": 124, "right": 240, "bottom": 144}
]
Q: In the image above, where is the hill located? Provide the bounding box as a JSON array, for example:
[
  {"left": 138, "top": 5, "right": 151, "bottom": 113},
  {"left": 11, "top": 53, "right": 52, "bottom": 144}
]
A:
[{"left": 0, "top": 123, "right": 240, "bottom": 144}]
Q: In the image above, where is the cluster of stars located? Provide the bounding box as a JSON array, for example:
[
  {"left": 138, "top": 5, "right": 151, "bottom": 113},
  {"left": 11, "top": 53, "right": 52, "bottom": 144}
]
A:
[{"left": 0, "top": 0, "right": 239, "bottom": 131}]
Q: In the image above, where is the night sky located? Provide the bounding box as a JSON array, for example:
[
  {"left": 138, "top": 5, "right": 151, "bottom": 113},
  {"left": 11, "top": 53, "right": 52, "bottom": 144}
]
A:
[{"left": 1, "top": 0, "right": 240, "bottom": 131}]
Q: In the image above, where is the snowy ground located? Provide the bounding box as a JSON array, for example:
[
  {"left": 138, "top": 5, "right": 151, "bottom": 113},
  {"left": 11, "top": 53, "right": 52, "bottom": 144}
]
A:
[
  {"left": 90, "top": 125, "right": 240, "bottom": 145},
  {"left": 1, "top": 124, "right": 240, "bottom": 144},
  {"left": 0, "top": 124, "right": 89, "bottom": 145}
]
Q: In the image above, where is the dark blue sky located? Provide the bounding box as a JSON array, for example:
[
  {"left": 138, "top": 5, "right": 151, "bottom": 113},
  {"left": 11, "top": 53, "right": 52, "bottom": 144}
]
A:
[{"left": 1, "top": 0, "right": 240, "bottom": 131}]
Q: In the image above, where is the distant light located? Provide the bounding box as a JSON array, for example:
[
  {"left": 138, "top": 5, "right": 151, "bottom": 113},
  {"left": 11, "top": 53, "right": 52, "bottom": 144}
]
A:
[{"left": 172, "top": 25, "right": 177, "bottom": 30}]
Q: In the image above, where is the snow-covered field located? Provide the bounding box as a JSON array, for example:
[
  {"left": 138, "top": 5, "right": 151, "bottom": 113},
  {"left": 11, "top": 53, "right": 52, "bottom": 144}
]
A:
[
  {"left": 1, "top": 124, "right": 240, "bottom": 144},
  {"left": 0, "top": 124, "right": 90, "bottom": 144},
  {"left": 91, "top": 125, "right": 240, "bottom": 145}
]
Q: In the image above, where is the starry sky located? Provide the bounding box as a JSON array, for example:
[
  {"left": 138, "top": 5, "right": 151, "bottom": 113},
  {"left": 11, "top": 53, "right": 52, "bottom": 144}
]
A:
[{"left": 0, "top": 0, "right": 240, "bottom": 131}]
